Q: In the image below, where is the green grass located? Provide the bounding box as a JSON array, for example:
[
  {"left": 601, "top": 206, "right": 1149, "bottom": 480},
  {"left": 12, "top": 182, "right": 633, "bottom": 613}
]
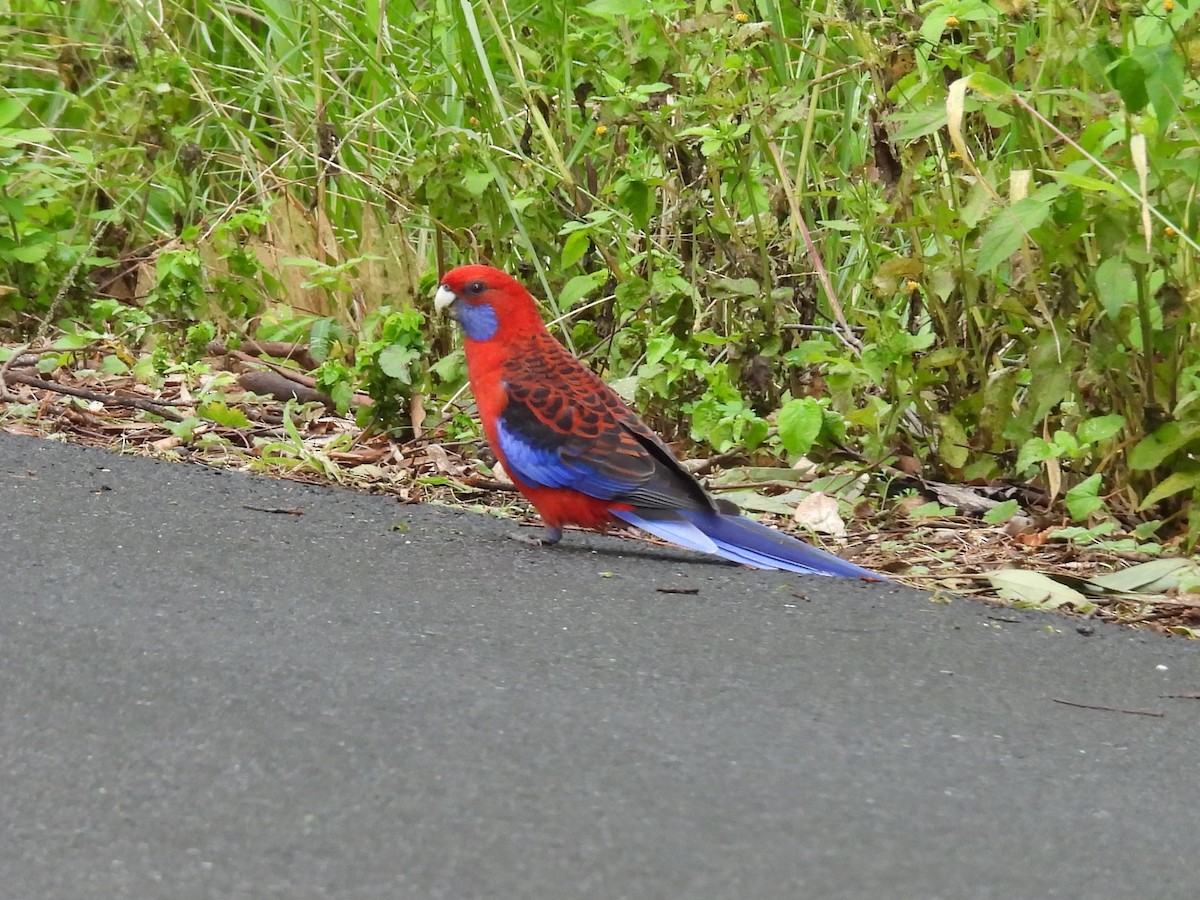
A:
[{"left": 4, "top": 0, "right": 1200, "bottom": 542}]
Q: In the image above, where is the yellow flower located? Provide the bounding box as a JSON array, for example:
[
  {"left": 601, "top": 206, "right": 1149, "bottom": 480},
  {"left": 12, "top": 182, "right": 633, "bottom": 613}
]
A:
[
  {"left": 945, "top": 15, "right": 960, "bottom": 26},
  {"left": 1164, "top": 0, "right": 1175, "bottom": 11},
  {"left": 1164, "top": 225, "right": 1177, "bottom": 238},
  {"left": 594, "top": 124, "right": 608, "bottom": 136},
  {"left": 905, "top": 280, "right": 920, "bottom": 292},
  {"left": 735, "top": 12, "right": 749, "bottom": 23}
]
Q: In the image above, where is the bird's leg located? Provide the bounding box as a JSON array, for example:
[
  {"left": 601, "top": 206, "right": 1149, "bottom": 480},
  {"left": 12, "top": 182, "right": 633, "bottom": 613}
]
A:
[{"left": 509, "top": 524, "right": 563, "bottom": 547}]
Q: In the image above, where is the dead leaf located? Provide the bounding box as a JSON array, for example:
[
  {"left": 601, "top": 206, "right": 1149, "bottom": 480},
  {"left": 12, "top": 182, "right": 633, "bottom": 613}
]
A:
[
  {"left": 792, "top": 491, "right": 847, "bottom": 537},
  {"left": 1002, "top": 516, "right": 1037, "bottom": 537},
  {"left": 410, "top": 393, "right": 426, "bottom": 438},
  {"left": 718, "top": 487, "right": 812, "bottom": 517},
  {"left": 927, "top": 481, "right": 1006, "bottom": 516},
  {"left": 987, "top": 569, "right": 1093, "bottom": 609},
  {"left": 1015, "top": 529, "right": 1051, "bottom": 547},
  {"left": 151, "top": 434, "right": 184, "bottom": 452},
  {"left": 1081, "top": 558, "right": 1200, "bottom": 595}
]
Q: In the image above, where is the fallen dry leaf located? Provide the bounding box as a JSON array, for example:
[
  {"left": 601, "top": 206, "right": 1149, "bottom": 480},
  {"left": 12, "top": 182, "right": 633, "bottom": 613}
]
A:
[{"left": 792, "top": 491, "right": 846, "bottom": 537}]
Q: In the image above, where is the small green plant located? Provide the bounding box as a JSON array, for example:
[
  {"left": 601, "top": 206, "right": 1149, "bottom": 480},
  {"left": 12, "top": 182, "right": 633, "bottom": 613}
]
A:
[{"left": 349, "top": 307, "right": 429, "bottom": 430}]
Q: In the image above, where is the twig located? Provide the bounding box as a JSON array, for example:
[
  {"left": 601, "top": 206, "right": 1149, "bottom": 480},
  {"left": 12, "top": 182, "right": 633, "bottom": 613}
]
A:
[
  {"left": 459, "top": 475, "right": 520, "bottom": 492},
  {"left": 781, "top": 323, "right": 865, "bottom": 334},
  {"left": 2, "top": 371, "right": 186, "bottom": 422},
  {"left": 241, "top": 504, "right": 305, "bottom": 516},
  {"left": 656, "top": 586, "right": 700, "bottom": 595},
  {"left": 687, "top": 447, "right": 745, "bottom": 478},
  {"left": 228, "top": 350, "right": 373, "bottom": 407},
  {"left": 0, "top": 342, "right": 31, "bottom": 401},
  {"left": 237, "top": 370, "right": 333, "bottom": 409},
  {"left": 1051, "top": 698, "right": 1164, "bottom": 718}
]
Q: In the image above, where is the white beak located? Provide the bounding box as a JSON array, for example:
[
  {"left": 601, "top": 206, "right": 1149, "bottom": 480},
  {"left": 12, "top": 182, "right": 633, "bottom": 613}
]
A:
[{"left": 433, "top": 284, "right": 457, "bottom": 312}]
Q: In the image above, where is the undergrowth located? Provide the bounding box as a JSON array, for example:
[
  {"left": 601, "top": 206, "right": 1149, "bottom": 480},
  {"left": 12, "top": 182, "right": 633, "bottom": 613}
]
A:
[{"left": 3, "top": 0, "right": 1200, "bottom": 545}]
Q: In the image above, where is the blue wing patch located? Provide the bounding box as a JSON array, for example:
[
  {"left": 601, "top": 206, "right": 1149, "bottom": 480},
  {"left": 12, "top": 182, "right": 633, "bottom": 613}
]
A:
[{"left": 496, "top": 415, "right": 636, "bottom": 499}]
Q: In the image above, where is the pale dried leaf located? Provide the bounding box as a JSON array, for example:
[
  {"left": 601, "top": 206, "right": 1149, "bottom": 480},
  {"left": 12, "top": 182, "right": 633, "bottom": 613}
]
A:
[
  {"left": 410, "top": 393, "right": 426, "bottom": 438},
  {"left": 792, "top": 491, "right": 846, "bottom": 537},
  {"left": 1082, "top": 558, "right": 1200, "bottom": 595},
  {"left": 988, "top": 569, "right": 1091, "bottom": 609}
]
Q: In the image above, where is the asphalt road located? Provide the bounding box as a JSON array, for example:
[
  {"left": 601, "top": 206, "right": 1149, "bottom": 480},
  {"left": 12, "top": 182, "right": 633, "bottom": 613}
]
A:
[{"left": 1, "top": 431, "right": 1197, "bottom": 899}]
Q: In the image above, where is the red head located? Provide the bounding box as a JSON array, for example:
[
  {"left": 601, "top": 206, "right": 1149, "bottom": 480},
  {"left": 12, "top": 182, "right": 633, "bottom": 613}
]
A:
[{"left": 434, "top": 265, "right": 547, "bottom": 344}]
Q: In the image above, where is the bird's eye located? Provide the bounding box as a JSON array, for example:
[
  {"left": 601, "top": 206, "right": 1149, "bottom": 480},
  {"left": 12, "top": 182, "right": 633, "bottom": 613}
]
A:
[{"left": 466, "top": 280, "right": 486, "bottom": 295}]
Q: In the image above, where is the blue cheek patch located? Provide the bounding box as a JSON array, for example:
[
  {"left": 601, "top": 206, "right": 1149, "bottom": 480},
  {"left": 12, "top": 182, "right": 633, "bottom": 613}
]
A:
[{"left": 455, "top": 301, "right": 499, "bottom": 342}]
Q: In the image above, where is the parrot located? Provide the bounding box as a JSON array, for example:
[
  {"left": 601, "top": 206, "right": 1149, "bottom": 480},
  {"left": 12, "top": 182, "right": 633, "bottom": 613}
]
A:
[{"left": 434, "top": 264, "right": 882, "bottom": 578}]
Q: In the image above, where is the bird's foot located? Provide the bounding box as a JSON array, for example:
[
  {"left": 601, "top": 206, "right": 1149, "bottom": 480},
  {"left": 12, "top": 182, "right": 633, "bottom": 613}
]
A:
[{"left": 510, "top": 525, "right": 563, "bottom": 547}]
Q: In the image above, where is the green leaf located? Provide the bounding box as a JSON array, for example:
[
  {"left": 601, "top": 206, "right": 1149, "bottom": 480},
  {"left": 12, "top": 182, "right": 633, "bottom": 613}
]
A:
[
  {"left": 1016, "top": 330, "right": 1079, "bottom": 431},
  {"left": 100, "top": 354, "right": 130, "bottom": 375},
  {"left": 1039, "top": 169, "right": 1124, "bottom": 196},
  {"left": 608, "top": 375, "right": 637, "bottom": 403},
  {"left": 167, "top": 416, "right": 201, "bottom": 441},
  {"left": 1129, "top": 422, "right": 1199, "bottom": 470},
  {"left": 51, "top": 333, "right": 96, "bottom": 351},
  {"left": 329, "top": 380, "right": 352, "bottom": 413},
  {"left": 710, "top": 277, "right": 761, "bottom": 297},
  {"left": 777, "top": 398, "right": 824, "bottom": 456},
  {"left": 8, "top": 242, "right": 52, "bottom": 264},
  {"left": 1095, "top": 257, "right": 1136, "bottom": 320},
  {"left": 1077, "top": 414, "right": 1125, "bottom": 445},
  {"left": 906, "top": 501, "right": 957, "bottom": 519},
  {"left": 559, "top": 272, "right": 604, "bottom": 308},
  {"left": 646, "top": 334, "right": 674, "bottom": 366},
  {"left": 431, "top": 350, "right": 466, "bottom": 384},
  {"left": 959, "top": 71, "right": 1010, "bottom": 97},
  {"left": 561, "top": 229, "right": 590, "bottom": 269},
  {"left": 919, "top": 347, "right": 967, "bottom": 369},
  {"left": 583, "top": 0, "right": 646, "bottom": 18},
  {"left": 982, "top": 499, "right": 1020, "bottom": 524},
  {"left": 1052, "top": 430, "right": 1080, "bottom": 457},
  {"left": 1065, "top": 473, "right": 1104, "bottom": 520},
  {"left": 462, "top": 168, "right": 494, "bottom": 196},
  {"left": 0, "top": 98, "right": 25, "bottom": 129},
  {"left": 309, "top": 317, "right": 335, "bottom": 364},
  {"left": 1016, "top": 437, "right": 1057, "bottom": 472},
  {"left": 716, "top": 487, "right": 815, "bottom": 517},
  {"left": 1140, "top": 44, "right": 1185, "bottom": 131},
  {"left": 891, "top": 104, "right": 948, "bottom": 142},
  {"left": 197, "top": 401, "right": 252, "bottom": 429},
  {"left": 0, "top": 127, "right": 54, "bottom": 147},
  {"left": 937, "top": 413, "right": 969, "bottom": 469},
  {"left": 378, "top": 345, "right": 420, "bottom": 383},
  {"left": 975, "top": 196, "right": 1052, "bottom": 274},
  {"left": 1109, "top": 55, "right": 1148, "bottom": 114},
  {"left": 615, "top": 176, "right": 654, "bottom": 231},
  {"left": 1139, "top": 469, "right": 1200, "bottom": 509}
]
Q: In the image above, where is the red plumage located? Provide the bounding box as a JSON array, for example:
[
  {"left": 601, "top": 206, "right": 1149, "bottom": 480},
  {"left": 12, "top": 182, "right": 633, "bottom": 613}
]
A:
[
  {"left": 438, "top": 266, "right": 665, "bottom": 536},
  {"left": 434, "top": 264, "right": 881, "bottom": 578}
]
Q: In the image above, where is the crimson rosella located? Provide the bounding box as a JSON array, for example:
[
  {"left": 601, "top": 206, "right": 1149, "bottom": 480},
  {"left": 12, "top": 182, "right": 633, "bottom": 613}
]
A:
[{"left": 434, "top": 264, "right": 880, "bottom": 577}]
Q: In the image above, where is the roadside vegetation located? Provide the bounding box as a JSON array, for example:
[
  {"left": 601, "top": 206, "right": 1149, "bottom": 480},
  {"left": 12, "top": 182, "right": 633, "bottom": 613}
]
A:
[{"left": 3, "top": 0, "right": 1200, "bottom": 629}]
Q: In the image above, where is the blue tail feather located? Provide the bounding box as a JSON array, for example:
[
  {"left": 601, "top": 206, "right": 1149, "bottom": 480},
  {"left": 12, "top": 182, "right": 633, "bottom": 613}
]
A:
[{"left": 611, "top": 508, "right": 882, "bottom": 579}]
